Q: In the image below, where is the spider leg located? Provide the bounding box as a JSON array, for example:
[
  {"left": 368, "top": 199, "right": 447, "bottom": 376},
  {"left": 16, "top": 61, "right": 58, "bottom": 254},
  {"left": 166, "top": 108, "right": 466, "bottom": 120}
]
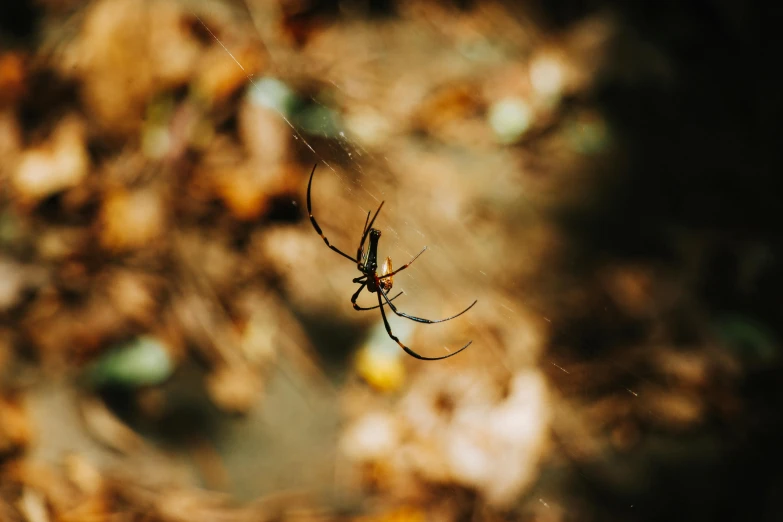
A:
[
  {"left": 377, "top": 291, "right": 472, "bottom": 361},
  {"left": 361, "top": 210, "right": 371, "bottom": 236},
  {"left": 307, "top": 164, "right": 358, "bottom": 263},
  {"left": 357, "top": 200, "right": 385, "bottom": 262},
  {"left": 376, "top": 247, "right": 427, "bottom": 281},
  {"left": 379, "top": 284, "right": 477, "bottom": 324},
  {"left": 351, "top": 283, "right": 403, "bottom": 311},
  {"left": 350, "top": 282, "right": 368, "bottom": 310}
]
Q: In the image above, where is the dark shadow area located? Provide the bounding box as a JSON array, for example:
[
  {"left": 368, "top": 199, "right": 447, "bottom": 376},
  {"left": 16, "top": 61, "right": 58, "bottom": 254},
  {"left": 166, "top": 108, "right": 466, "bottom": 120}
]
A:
[{"left": 531, "top": 1, "right": 783, "bottom": 521}]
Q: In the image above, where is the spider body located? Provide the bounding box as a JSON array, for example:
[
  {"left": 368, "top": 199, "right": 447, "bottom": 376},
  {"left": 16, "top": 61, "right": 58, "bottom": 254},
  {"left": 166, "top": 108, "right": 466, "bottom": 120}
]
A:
[
  {"left": 361, "top": 229, "right": 393, "bottom": 293},
  {"left": 362, "top": 229, "right": 383, "bottom": 275},
  {"left": 306, "top": 164, "right": 476, "bottom": 361}
]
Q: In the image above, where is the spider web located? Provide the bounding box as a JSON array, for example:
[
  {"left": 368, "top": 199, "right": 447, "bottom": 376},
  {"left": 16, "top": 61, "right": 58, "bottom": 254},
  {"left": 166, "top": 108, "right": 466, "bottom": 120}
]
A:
[
  {"left": 186, "top": 0, "right": 522, "bottom": 355},
  {"left": 180, "top": 0, "right": 533, "bottom": 500},
  {"left": 29, "top": 1, "right": 743, "bottom": 518},
  {"left": 67, "top": 0, "right": 558, "bottom": 510},
  {"left": 191, "top": 0, "right": 553, "bottom": 437}
]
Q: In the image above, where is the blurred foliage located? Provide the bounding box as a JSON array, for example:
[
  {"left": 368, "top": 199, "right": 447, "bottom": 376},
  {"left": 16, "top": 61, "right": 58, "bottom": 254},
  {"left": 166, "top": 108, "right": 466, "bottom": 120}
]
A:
[
  {"left": 1, "top": 0, "right": 781, "bottom": 521},
  {"left": 87, "top": 336, "right": 175, "bottom": 388}
]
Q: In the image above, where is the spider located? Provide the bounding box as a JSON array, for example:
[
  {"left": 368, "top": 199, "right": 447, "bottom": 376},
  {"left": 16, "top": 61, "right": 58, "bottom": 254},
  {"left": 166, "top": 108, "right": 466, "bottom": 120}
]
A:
[{"left": 306, "top": 164, "right": 477, "bottom": 361}]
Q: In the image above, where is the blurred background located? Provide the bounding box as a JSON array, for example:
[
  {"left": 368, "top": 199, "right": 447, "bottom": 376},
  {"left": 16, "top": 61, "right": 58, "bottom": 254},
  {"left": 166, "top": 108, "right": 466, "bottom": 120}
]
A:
[{"left": 1, "top": 0, "right": 781, "bottom": 521}]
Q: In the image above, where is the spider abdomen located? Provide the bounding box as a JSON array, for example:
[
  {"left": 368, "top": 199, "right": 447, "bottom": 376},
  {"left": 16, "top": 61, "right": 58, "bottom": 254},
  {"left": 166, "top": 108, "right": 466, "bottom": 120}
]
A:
[{"left": 379, "top": 257, "right": 394, "bottom": 292}]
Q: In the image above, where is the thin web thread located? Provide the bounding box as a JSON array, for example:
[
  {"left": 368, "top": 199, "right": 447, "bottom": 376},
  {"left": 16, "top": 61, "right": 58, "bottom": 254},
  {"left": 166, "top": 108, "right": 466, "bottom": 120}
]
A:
[
  {"left": 189, "top": 3, "right": 499, "bottom": 362},
  {"left": 191, "top": 11, "right": 338, "bottom": 175}
]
